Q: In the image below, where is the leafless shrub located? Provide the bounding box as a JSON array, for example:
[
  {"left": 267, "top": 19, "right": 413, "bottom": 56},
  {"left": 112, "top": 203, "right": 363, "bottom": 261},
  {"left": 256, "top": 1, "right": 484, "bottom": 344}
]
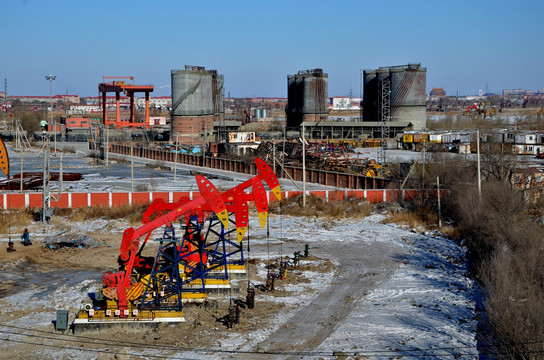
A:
[
  {"left": 53, "top": 208, "right": 73, "bottom": 217},
  {"left": 439, "top": 159, "right": 544, "bottom": 358},
  {"left": 135, "top": 184, "right": 149, "bottom": 192},
  {"left": 480, "top": 232, "right": 544, "bottom": 358}
]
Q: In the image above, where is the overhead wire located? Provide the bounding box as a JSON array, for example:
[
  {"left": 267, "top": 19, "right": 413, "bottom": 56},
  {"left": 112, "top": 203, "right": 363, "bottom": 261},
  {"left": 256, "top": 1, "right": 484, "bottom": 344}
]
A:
[
  {"left": 2, "top": 335, "right": 199, "bottom": 360},
  {"left": 6, "top": 322, "right": 541, "bottom": 358},
  {"left": 5, "top": 328, "right": 537, "bottom": 359}
]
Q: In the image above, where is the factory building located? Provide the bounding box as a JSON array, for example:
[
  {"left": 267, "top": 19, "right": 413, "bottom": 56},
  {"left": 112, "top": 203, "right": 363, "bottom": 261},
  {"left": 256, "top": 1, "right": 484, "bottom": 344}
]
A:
[{"left": 171, "top": 65, "right": 224, "bottom": 144}]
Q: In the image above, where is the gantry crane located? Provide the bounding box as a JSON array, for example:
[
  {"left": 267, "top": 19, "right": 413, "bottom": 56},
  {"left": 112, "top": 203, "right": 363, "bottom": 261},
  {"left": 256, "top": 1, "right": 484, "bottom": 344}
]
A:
[{"left": 98, "top": 76, "right": 154, "bottom": 129}]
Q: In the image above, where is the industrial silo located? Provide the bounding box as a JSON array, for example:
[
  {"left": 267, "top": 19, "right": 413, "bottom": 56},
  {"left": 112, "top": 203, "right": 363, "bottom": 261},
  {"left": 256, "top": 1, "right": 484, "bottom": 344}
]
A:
[
  {"left": 389, "top": 64, "right": 426, "bottom": 129},
  {"left": 362, "top": 64, "right": 426, "bottom": 130},
  {"left": 286, "top": 68, "right": 328, "bottom": 128},
  {"left": 171, "top": 66, "right": 214, "bottom": 116},
  {"left": 362, "top": 70, "right": 378, "bottom": 122},
  {"left": 170, "top": 65, "right": 222, "bottom": 143},
  {"left": 302, "top": 69, "right": 328, "bottom": 115},
  {"left": 286, "top": 75, "right": 301, "bottom": 127}
]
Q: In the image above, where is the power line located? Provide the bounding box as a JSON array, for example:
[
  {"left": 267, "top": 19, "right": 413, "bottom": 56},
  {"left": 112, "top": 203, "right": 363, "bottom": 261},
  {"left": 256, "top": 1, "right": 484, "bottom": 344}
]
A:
[
  {"left": 2, "top": 337, "right": 199, "bottom": 360},
  {"left": 4, "top": 322, "right": 536, "bottom": 358}
]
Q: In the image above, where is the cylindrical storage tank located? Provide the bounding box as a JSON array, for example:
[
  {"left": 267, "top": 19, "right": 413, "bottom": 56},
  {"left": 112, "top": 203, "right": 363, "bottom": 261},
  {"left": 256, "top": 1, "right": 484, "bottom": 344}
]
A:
[
  {"left": 261, "top": 109, "right": 267, "bottom": 118},
  {"left": 362, "top": 70, "right": 378, "bottom": 122},
  {"left": 302, "top": 76, "right": 316, "bottom": 114},
  {"left": 253, "top": 108, "right": 260, "bottom": 118},
  {"left": 302, "top": 73, "right": 328, "bottom": 114},
  {"left": 389, "top": 65, "right": 426, "bottom": 129},
  {"left": 287, "top": 75, "right": 297, "bottom": 114},
  {"left": 213, "top": 74, "right": 225, "bottom": 115},
  {"left": 287, "top": 74, "right": 303, "bottom": 128},
  {"left": 171, "top": 115, "right": 214, "bottom": 140},
  {"left": 171, "top": 69, "right": 214, "bottom": 116},
  {"left": 376, "top": 68, "right": 390, "bottom": 84}
]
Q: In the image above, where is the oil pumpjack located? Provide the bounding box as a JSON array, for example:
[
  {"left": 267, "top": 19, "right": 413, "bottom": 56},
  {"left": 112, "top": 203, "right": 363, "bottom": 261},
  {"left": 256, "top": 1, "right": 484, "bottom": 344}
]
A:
[{"left": 73, "top": 158, "right": 281, "bottom": 331}]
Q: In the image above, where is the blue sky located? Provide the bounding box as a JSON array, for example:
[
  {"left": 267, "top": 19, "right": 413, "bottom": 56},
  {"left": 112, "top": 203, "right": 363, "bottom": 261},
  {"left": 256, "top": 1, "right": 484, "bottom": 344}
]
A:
[{"left": 2, "top": 0, "right": 542, "bottom": 97}]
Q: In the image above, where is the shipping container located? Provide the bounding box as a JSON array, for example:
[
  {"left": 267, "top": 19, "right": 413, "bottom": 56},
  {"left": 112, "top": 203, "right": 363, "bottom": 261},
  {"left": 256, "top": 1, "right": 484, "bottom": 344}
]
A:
[
  {"left": 451, "top": 133, "right": 461, "bottom": 143},
  {"left": 442, "top": 133, "right": 453, "bottom": 144},
  {"left": 429, "top": 134, "right": 442, "bottom": 143},
  {"left": 421, "top": 133, "right": 429, "bottom": 143},
  {"left": 460, "top": 133, "right": 476, "bottom": 143}
]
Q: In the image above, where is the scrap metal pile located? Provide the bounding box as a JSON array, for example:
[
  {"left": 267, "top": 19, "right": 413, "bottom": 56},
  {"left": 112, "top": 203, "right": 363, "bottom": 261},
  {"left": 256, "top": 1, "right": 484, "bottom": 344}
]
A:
[{"left": 254, "top": 139, "right": 384, "bottom": 176}]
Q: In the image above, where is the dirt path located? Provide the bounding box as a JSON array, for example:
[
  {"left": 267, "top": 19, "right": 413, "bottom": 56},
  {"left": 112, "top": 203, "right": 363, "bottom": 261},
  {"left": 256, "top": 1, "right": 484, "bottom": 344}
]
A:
[{"left": 239, "top": 239, "right": 407, "bottom": 359}]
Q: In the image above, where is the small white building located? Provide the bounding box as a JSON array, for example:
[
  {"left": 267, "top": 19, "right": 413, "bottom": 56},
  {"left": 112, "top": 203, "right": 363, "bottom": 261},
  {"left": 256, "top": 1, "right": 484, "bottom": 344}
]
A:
[
  {"left": 515, "top": 132, "right": 537, "bottom": 145},
  {"left": 329, "top": 97, "right": 361, "bottom": 111},
  {"left": 66, "top": 104, "right": 101, "bottom": 115},
  {"left": 149, "top": 116, "right": 167, "bottom": 126},
  {"left": 229, "top": 132, "right": 255, "bottom": 143},
  {"left": 513, "top": 144, "right": 537, "bottom": 155}
]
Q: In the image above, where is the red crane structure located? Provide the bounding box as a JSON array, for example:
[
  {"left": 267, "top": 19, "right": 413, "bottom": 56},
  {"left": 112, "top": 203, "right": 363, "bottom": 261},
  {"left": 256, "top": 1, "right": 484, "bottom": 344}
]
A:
[{"left": 98, "top": 76, "right": 155, "bottom": 129}]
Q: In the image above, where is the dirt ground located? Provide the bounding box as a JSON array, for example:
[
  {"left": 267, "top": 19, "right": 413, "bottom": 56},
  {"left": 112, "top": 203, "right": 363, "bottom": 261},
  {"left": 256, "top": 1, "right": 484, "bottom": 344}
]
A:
[{"left": 0, "top": 216, "right": 343, "bottom": 360}]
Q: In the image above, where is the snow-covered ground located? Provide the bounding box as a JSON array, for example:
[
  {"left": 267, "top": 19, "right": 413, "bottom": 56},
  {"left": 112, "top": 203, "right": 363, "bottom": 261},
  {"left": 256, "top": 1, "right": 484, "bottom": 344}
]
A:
[
  {"left": 0, "top": 144, "right": 480, "bottom": 359},
  {"left": 0, "top": 211, "right": 479, "bottom": 359}
]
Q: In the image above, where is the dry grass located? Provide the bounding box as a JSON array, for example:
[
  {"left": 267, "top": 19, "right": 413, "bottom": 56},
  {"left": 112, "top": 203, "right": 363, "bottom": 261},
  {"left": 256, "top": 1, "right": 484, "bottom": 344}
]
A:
[
  {"left": 269, "top": 194, "right": 373, "bottom": 219},
  {"left": 381, "top": 206, "right": 439, "bottom": 229},
  {"left": 66, "top": 204, "right": 147, "bottom": 225},
  {"left": 0, "top": 209, "right": 34, "bottom": 233},
  {"left": 135, "top": 184, "right": 150, "bottom": 192},
  {"left": 438, "top": 224, "right": 461, "bottom": 240}
]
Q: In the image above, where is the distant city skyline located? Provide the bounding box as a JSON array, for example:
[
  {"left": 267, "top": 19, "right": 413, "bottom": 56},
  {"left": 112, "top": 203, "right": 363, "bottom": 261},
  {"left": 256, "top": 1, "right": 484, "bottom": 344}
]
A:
[{"left": 2, "top": 0, "right": 543, "bottom": 98}]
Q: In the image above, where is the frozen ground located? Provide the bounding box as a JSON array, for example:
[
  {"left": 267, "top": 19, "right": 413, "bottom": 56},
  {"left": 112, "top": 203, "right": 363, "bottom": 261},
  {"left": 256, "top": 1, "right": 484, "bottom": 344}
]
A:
[
  {"left": 0, "top": 211, "right": 479, "bottom": 359},
  {"left": 0, "top": 143, "right": 480, "bottom": 359}
]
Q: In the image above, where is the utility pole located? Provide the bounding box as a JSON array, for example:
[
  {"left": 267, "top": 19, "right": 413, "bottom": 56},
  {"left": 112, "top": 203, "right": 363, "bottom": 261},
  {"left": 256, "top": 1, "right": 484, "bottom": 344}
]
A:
[
  {"left": 437, "top": 176, "right": 442, "bottom": 228},
  {"left": 45, "top": 74, "right": 56, "bottom": 156},
  {"left": 174, "top": 134, "right": 179, "bottom": 181},
  {"left": 42, "top": 140, "right": 50, "bottom": 222},
  {"left": 477, "top": 129, "right": 482, "bottom": 202},
  {"left": 202, "top": 122, "right": 207, "bottom": 167},
  {"left": 302, "top": 123, "right": 306, "bottom": 209},
  {"left": 273, "top": 141, "right": 276, "bottom": 172},
  {"left": 105, "top": 129, "right": 109, "bottom": 167},
  {"left": 20, "top": 128, "right": 23, "bottom": 192},
  {"left": 131, "top": 146, "right": 134, "bottom": 193},
  {"left": 59, "top": 150, "right": 63, "bottom": 194},
  {"left": 422, "top": 139, "right": 426, "bottom": 188}
]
